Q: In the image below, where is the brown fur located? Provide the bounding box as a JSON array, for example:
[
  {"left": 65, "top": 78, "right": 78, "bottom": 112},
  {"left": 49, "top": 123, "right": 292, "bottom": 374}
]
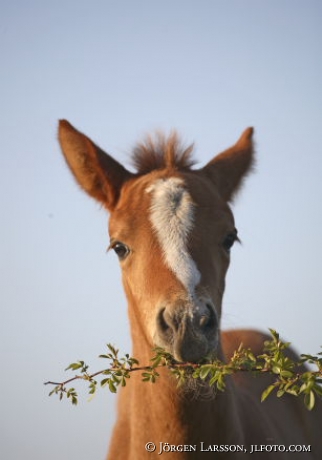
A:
[{"left": 58, "top": 121, "right": 322, "bottom": 459}]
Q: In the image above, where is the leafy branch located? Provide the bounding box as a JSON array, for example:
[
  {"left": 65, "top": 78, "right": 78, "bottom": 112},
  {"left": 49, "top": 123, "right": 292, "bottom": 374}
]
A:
[{"left": 44, "top": 330, "right": 322, "bottom": 410}]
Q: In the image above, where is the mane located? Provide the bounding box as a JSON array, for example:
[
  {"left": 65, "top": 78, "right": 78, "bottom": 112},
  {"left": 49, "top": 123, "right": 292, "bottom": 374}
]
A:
[{"left": 131, "top": 131, "right": 195, "bottom": 174}]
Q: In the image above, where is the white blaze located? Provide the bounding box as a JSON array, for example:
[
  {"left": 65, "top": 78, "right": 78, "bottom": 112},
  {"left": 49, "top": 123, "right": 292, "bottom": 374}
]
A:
[{"left": 147, "top": 177, "right": 201, "bottom": 297}]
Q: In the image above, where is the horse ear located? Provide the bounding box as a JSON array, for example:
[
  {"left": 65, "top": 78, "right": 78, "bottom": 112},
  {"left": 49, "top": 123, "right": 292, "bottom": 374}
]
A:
[
  {"left": 58, "top": 120, "right": 133, "bottom": 211},
  {"left": 202, "top": 128, "right": 255, "bottom": 202}
]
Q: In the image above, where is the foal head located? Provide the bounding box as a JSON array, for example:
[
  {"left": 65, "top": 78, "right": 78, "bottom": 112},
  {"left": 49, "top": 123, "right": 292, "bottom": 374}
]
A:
[{"left": 59, "top": 121, "right": 254, "bottom": 363}]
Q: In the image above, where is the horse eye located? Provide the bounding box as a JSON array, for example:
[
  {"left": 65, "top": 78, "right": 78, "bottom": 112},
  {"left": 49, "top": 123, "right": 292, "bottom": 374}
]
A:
[
  {"left": 222, "top": 232, "right": 237, "bottom": 253},
  {"left": 112, "top": 242, "right": 130, "bottom": 260}
]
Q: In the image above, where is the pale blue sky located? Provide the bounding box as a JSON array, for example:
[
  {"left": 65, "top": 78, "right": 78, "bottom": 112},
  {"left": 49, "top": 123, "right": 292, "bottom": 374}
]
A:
[{"left": 1, "top": 1, "right": 321, "bottom": 459}]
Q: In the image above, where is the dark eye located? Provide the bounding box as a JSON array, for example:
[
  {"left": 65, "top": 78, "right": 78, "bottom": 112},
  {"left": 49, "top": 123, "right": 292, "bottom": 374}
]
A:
[
  {"left": 222, "top": 231, "right": 238, "bottom": 253},
  {"left": 111, "top": 242, "right": 130, "bottom": 260}
]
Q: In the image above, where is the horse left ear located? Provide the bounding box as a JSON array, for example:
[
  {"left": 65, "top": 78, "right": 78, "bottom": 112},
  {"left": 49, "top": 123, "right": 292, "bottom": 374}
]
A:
[{"left": 202, "top": 127, "right": 255, "bottom": 202}]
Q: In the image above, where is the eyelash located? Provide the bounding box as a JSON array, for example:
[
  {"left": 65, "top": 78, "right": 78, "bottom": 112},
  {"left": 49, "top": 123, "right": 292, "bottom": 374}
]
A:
[
  {"left": 109, "top": 241, "right": 130, "bottom": 260},
  {"left": 222, "top": 230, "right": 239, "bottom": 253}
]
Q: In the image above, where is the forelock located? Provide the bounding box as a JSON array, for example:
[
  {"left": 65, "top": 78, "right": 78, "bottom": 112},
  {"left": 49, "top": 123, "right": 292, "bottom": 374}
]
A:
[{"left": 131, "top": 131, "right": 195, "bottom": 175}]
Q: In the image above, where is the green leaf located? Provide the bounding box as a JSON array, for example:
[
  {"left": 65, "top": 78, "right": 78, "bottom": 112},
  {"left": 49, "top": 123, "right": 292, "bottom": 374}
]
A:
[
  {"left": 142, "top": 372, "right": 151, "bottom": 382},
  {"left": 151, "top": 355, "right": 162, "bottom": 367},
  {"left": 199, "top": 365, "right": 212, "bottom": 380},
  {"left": 272, "top": 365, "right": 281, "bottom": 375},
  {"left": 286, "top": 387, "right": 299, "bottom": 396},
  {"left": 49, "top": 385, "right": 61, "bottom": 396},
  {"left": 88, "top": 382, "right": 97, "bottom": 394},
  {"left": 107, "top": 344, "right": 119, "bottom": 357},
  {"left": 261, "top": 384, "right": 276, "bottom": 402},
  {"left": 216, "top": 375, "right": 226, "bottom": 391},
  {"left": 304, "top": 390, "right": 315, "bottom": 411},
  {"left": 280, "top": 370, "right": 293, "bottom": 378},
  {"left": 268, "top": 329, "right": 279, "bottom": 340},
  {"left": 108, "top": 380, "right": 117, "bottom": 393},
  {"left": 100, "top": 378, "right": 109, "bottom": 387},
  {"left": 65, "top": 361, "right": 84, "bottom": 371},
  {"left": 209, "top": 372, "right": 220, "bottom": 387}
]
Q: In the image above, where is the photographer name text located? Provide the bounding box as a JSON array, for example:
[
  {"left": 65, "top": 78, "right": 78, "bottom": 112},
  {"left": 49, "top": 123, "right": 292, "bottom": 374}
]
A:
[{"left": 145, "top": 442, "right": 312, "bottom": 455}]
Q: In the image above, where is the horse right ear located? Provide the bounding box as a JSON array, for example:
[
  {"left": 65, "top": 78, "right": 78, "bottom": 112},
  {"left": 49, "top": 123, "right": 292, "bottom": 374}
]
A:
[
  {"left": 58, "top": 120, "right": 133, "bottom": 211},
  {"left": 202, "top": 127, "right": 255, "bottom": 202}
]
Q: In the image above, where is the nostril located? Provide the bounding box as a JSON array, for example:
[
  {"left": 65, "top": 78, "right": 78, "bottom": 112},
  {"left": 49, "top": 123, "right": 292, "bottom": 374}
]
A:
[
  {"left": 157, "top": 308, "right": 173, "bottom": 339},
  {"left": 199, "top": 304, "right": 217, "bottom": 331},
  {"left": 199, "top": 315, "right": 209, "bottom": 328}
]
